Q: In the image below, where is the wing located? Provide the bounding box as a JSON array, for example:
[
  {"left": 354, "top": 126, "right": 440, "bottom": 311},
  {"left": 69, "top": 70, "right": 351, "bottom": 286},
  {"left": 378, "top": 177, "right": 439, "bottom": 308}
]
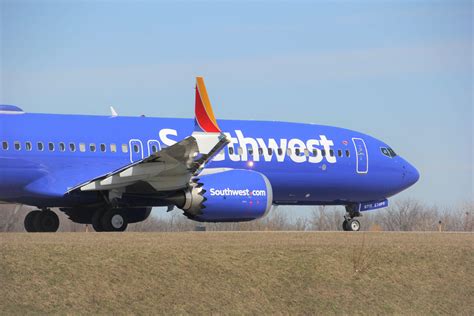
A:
[{"left": 68, "top": 77, "right": 229, "bottom": 193}]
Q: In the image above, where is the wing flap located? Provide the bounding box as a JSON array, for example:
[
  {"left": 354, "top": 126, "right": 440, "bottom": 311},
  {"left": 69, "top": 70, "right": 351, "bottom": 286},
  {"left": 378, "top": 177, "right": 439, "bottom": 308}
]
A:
[{"left": 68, "top": 78, "right": 229, "bottom": 194}]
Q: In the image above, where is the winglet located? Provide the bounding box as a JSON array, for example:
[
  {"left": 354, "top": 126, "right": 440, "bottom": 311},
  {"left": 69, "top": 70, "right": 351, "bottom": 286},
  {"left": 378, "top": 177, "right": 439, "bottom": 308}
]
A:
[
  {"left": 194, "top": 77, "right": 221, "bottom": 133},
  {"left": 110, "top": 106, "right": 118, "bottom": 117}
]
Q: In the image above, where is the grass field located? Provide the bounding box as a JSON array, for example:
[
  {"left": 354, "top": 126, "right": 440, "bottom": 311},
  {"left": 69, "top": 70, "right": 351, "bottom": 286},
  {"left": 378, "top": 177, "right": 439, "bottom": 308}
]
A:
[{"left": 0, "top": 232, "right": 473, "bottom": 315}]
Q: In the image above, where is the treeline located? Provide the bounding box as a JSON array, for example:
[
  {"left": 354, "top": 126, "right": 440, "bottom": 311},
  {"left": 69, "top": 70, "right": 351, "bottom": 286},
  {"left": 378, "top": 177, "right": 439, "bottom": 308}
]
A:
[{"left": 0, "top": 199, "right": 472, "bottom": 233}]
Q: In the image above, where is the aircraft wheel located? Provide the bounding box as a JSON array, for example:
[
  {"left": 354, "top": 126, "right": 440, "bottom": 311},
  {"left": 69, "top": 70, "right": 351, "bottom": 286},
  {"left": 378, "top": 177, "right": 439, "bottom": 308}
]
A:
[
  {"left": 24, "top": 210, "right": 41, "bottom": 232},
  {"left": 41, "top": 210, "right": 60, "bottom": 232},
  {"left": 101, "top": 209, "right": 128, "bottom": 232},
  {"left": 92, "top": 209, "right": 105, "bottom": 232},
  {"left": 347, "top": 219, "right": 360, "bottom": 232},
  {"left": 32, "top": 210, "right": 59, "bottom": 232},
  {"left": 342, "top": 220, "right": 349, "bottom": 231}
]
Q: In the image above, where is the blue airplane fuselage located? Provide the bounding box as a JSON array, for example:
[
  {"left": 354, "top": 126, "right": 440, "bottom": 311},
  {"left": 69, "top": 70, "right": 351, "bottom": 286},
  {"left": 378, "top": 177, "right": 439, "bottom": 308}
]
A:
[{"left": 0, "top": 110, "right": 419, "bottom": 209}]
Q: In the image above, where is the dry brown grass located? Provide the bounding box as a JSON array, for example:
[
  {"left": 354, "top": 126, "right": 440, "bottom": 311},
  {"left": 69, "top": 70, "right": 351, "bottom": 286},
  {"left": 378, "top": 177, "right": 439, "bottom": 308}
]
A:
[{"left": 0, "top": 232, "right": 473, "bottom": 315}]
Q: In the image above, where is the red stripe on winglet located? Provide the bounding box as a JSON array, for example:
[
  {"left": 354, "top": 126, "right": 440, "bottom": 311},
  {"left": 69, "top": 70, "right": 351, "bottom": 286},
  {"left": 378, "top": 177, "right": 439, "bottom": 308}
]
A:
[{"left": 195, "top": 87, "right": 220, "bottom": 133}]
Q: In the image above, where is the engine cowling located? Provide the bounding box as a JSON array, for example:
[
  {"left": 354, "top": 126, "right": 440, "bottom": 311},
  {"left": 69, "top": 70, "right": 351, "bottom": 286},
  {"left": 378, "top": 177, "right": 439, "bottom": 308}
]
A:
[{"left": 174, "top": 169, "right": 273, "bottom": 222}]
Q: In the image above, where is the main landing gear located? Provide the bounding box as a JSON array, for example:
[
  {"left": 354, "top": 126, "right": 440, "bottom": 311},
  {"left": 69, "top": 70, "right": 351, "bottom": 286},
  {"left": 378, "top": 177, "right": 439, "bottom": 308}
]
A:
[
  {"left": 342, "top": 205, "right": 361, "bottom": 232},
  {"left": 24, "top": 209, "right": 60, "bottom": 232},
  {"left": 92, "top": 208, "right": 128, "bottom": 232}
]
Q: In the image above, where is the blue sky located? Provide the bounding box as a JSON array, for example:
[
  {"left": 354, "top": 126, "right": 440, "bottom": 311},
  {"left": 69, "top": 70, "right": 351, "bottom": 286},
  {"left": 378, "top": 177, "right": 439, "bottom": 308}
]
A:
[{"left": 1, "top": 1, "right": 472, "bottom": 211}]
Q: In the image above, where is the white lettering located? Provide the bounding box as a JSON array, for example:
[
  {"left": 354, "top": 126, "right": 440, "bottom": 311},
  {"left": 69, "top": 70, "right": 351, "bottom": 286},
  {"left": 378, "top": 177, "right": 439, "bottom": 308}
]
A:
[
  {"left": 288, "top": 138, "right": 307, "bottom": 163},
  {"left": 159, "top": 128, "right": 178, "bottom": 147},
  {"left": 306, "top": 139, "right": 322, "bottom": 163},
  {"left": 209, "top": 188, "right": 266, "bottom": 197},
  {"left": 236, "top": 130, "right": 259, "bottom": 161},
  {"left": 256, "top": 138, "right": 288, "bottom": 162},
  {"left": 319, "top": 135, "right": 336, "bottom": 163},
  {"left": 154, "top": 128, "right": 337, "bottom": 165},
  {"left": 226, "top": 132, "right": 241, "bottom": 162}
]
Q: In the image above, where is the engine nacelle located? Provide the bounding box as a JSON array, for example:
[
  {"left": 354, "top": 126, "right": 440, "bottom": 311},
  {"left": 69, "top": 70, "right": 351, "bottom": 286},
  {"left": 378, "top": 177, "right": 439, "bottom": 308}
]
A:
[{"left": 175, "top": 169, "right": 273, "bottom": 222}]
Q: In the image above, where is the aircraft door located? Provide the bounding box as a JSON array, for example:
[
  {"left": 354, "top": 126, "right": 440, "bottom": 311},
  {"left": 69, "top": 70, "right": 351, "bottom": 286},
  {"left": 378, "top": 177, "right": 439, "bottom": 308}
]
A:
[
  {"left": 129, "top": 139, "right": 144, "bottom": 163},
  {"left": 352, "top": 138, "right": 368, "bottom": 174},
  {"left": 147, "top": 140, "right": 161, "bottom": 157}
]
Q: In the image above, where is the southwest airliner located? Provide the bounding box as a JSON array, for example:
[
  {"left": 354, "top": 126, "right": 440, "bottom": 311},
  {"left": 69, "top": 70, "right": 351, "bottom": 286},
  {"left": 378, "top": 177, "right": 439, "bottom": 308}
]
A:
[{"left": 0, "top": 77, "right": 419, "bottom": 232}]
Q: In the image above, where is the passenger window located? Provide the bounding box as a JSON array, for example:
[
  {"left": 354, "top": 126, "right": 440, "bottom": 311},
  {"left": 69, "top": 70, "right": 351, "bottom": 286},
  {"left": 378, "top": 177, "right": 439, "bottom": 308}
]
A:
[
  {"left": 2, "top": 141, "right": 8, "bottom": 150},
  {"left": 345, "top": 150, "right": 350, "bottom": 157},
  {"left": 258, "top": 148, "right": 263, "bottom": 155},
  {"left": 79, "top": 143, "right": 86, "bottom": 152},
  {"left": 287, "top": 148, "right": 292, "bottom": 156},
  {"left": 321, "top": 150, "right": 326, "bottom": 157},
  {"left": 100, "top": 144, "right": 106, "bottom": 152},
  {"left": 151, "top": 145, "right": 158, "bottom": 153},
  {"left": 59, "top": 142, "right": 66, "bottom": 152},
  {"left": 133, "top": 144, "right": 139, "bottom": 153},
  {"left": 329, "top": 149, "right": 334, "bottom": 157},
  {"left": 304, "top": 149, "right": 309, "bottom": 157},
  {"left": 110, "top": 144, "right": 117, "bottom": 153},
  {"left": 277, "top": 148, "right": 283, "bottom": 155},
  {"left": 121, "top": 144, "right": 128, "bottom": 153},
  {"left": 313, "top": 149, "right": 318, "bottom": 157},
  {"left": 295, "top": 148, "right": 300, "bottom": 156},
  {"left": 228, "top": 147, "right": 234, "bottom": 155},
  {"left": 90, "top": 144, "right": 96, "bottom": 152},
  {"left": 238, "top": 147, "right": 243, "bottom": 155},
  {"left": 25, "top": 142, "right": 32, "bottom": 151},
  {"left": 268, "top": 148, "right": 273, "bottom": 155},
  {"left": 248, "top": 148, "right": 253, "bottom": 155},
  {"left": 69, "top": 143, "right": 76, "bottom": 152},
  {"left": 14, "top": 141, "right": 21, "bottom": 151},
  {"left": 49, "top": 142, "right": 55, "bottom": 151},
  {"left": 37, "top": 142, "right": 44, "bottom": 151},
  {"left": 338, "top": 149, "right": 342, "bottom": 157}
]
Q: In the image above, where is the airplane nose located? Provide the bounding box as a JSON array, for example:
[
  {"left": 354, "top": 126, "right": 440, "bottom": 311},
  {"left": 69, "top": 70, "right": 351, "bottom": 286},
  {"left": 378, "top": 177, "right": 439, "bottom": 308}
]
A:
[{"left": 403, "top": 161, "right": 420, "bottom": 187}]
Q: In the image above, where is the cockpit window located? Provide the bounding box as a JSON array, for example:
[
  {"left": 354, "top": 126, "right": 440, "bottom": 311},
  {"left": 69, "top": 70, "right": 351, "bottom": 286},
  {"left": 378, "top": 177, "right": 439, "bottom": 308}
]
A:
[
  {"left": 381, "top": 147, "right": 397, "bottom": 158},
  {"left": 387, "top": 148, "right": 397, "bottom": 157}
]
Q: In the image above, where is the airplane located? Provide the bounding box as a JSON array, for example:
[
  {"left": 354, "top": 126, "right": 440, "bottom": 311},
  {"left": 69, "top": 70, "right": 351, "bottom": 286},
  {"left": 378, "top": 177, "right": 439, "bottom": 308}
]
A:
[{"left": 0, "top": 77, "right": 419, "bottom": 232}]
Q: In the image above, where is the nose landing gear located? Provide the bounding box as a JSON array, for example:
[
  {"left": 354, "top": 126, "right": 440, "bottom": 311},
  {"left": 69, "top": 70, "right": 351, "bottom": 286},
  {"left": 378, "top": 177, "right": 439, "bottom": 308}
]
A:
[
  {"left": 342, "top": 205, "right": 361, "bottom": 232},
  {"left": 343, "top": 218, "right": 361, "bottom": 231}
]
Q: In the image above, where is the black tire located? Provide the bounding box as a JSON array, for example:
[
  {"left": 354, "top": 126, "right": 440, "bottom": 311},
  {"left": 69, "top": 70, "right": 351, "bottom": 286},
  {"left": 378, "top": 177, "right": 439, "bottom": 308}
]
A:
[
  {"left": 32, "top": 212, "right": 44, "bottom": 232},
  {"left": 348, "top": 219, "right": 361, "bottom": 232},
  {"left": 24, "top": 210, "right": 41, "bottom": 232},
  {"left": 42, "top": 210, "right": 60, "bottom": 232},
  {"left": 33, "top": 210, "right": 59, "bottom": 232},
  {"left": 342, "top": 220, "right": 349, "bottom": 231},
  {"left": 92, "top": 209, "right": 105, "bottom": 232},
  {"left": 101, "top": 209, "right": 128, "bottom": 232}
]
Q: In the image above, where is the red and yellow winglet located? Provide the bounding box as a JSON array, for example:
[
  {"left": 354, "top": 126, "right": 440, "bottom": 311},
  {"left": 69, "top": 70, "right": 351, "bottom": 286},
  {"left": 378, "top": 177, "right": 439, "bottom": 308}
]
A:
[{"left": 195, "top": 77, "right": 221, "bottom": 133}]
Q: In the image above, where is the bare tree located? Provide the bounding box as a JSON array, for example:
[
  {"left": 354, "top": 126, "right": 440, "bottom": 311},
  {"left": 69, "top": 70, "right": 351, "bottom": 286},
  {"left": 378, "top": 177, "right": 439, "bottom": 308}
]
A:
[
  {"left": 309, "top": 206, "right": 345, "bottom": 231},
  {"left": 378, "top": 199, "right": 425, "bottom": 231},
  {"left": 1, "top": 199, "right": 472, "bottom": 232}
]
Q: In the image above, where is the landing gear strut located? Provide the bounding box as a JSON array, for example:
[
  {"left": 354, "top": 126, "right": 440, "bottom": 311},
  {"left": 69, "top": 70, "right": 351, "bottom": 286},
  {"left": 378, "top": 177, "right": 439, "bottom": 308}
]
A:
[
  {"left": 342, "top": 205, "right": 361, "bottom": 232},
  {"left": 24, "top": 209, "right": 60, "bottom": 232}
]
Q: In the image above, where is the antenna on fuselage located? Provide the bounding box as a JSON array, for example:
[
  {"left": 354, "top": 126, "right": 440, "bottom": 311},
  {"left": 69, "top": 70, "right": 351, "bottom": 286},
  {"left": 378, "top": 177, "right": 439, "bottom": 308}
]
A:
[{"left": 110, "top": 106, "right": 119, "bottom": 117}]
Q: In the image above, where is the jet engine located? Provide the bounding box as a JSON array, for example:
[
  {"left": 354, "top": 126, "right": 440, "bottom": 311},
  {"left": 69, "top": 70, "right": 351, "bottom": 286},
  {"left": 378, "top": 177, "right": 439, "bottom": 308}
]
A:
[{"left": 170, "top": 169, "right": 273, "bottom": 222}]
